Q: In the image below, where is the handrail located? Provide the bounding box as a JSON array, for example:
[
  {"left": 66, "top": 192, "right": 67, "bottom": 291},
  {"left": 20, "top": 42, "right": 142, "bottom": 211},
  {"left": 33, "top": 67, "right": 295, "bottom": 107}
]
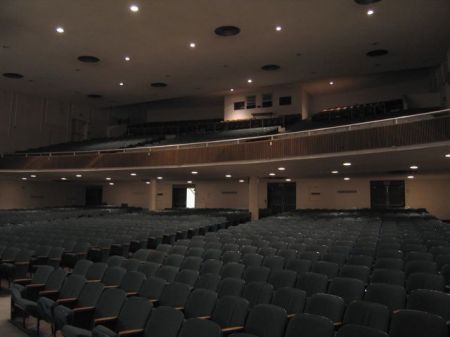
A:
[{"left": 3, "top": 108, "right": 449, "bottom": 158}]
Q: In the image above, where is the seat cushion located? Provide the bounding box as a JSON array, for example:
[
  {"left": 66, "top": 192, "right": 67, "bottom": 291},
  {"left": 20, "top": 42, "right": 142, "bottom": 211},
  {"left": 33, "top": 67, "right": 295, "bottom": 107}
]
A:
[
  {"left": 62, "top": 325, "right": 92, "bottom": 337},
  {"left": 37, "top": 297, "right": 57, "bottom": 322}
]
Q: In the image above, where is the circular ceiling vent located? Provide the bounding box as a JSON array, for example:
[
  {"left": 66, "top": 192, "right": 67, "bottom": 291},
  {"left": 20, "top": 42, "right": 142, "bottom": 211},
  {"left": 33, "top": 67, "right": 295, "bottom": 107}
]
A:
[
  {"left": 151, "top": 82, "right": 168, "bottom": 88},
  {"left": 214, "top": 26, "right": 241, "bottom": 37},
  {"left": 261, "top": 64, "right": 281, "bottom": 71},
  {"left": 366, "top": 49, "right": 389, "bottom": 57},
  {"left": 354, "top": 0, "right": 381, "bottom": 4},
  {"left": 78, "top": 55, "right": 101, "bottom": 63},
  {"left": 3, "top": 72, "right": 24, "bottom": 79},
  {"left": 87, "top": 94, "right": 102, "bottom": 98}
]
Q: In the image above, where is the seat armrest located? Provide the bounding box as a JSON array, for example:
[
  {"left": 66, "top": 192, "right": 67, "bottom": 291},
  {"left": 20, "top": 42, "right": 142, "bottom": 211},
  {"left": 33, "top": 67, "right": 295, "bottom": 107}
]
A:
[
  {"left": 222, "top": 326, "right": 244, "bottom": 333},
  {"left": 26, "top": 283, "right": 45, "bottom": 288},
  {"left": 13, "top": 278, "right": 32, "bottom": 285},
  {"left": 103, "top": 285, "right": 119, "bottom": 289},
  {"left": 49, "top": 257, "right": 61, "bottom": 261},
  {"left": 95, "top": 316, "right": 118, "bottom": 325},
  {"left": 127, "top": 292, "right": 138, "bottom": 296},
  {"left": 118, "top": 329, "right": 145, "bottom": 337},
  {"left": 175, "top": 306, "right": 184, "bottom": 311},
  {"left": 334, "top": 322, "right": 343, "bottom": 327},
  {"left": 39, "top": 289, "right": 59, "bottom": 296},
  {"left": 86, "top": 280, "right": 101, "bottom": 283},
  {"left": 73, "top": 306, "right": 95, "bottom": 313},
  {"left": 2, "top": 259, "right": 14, "bottom": 263},
  {"left": 57, "top": 297, "right": 78, "bottom": 304},
  {"left": 287, "top": 313, "right": 297, "bottom": 319},
  {"left": 15, "top": 261, "right": 30, "bottom": 265},
  {"left": 197, "top": 316, "right": 211, "bottom": 320}
]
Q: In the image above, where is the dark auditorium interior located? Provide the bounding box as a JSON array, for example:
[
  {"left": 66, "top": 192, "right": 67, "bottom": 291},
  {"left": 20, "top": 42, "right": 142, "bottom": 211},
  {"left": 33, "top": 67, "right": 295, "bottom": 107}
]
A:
[{"left": 0, "top": 1, "right": 450, "bottom": 337}]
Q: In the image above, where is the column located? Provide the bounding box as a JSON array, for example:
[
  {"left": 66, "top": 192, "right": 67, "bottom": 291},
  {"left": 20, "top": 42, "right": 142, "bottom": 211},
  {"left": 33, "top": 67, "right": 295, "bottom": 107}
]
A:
[
  {"left": 248, "top": 176, "right": 259, "bottom": 221},
  {"left": 149, "top": 178, "right": 157, "bottom": 211}
]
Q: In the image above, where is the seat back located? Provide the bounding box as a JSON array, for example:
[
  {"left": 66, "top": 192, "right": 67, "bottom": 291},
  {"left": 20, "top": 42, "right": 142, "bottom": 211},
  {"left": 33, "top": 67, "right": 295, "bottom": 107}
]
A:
[
  {"left": 138, "top": 277, "right": 167, "bottom": 300},
  {"left": 115, "top": 296, "right": 153, "bottom": 331},
  {"left": 211, "top": 295, "right": 249, "bottom": 329},
  {"left": 389, "top": 309, "right": 447, "bottom": 337},
  {"left": 343, "top": 300, "right": 390, "bottom": 331},
  {"left": 94, "top": 288, "right": 127, "bottom": 319},
  {"left": 306, "top": 293, "right": 345, "bottom": 324},
  {"left": 178, "top": 318, "right": 222, "bottom": 337},
  {"left": 244, "top": 304, "right": 287, "bottom": 337},
  {"left": 144, "top": 306, "right": 184, "bottom": 337},
  {"left": 184, "top": 289, "right": 218, "bottom": 319},
  {"left": 284, "top": 313, "right": 334, "bottom": 337}
]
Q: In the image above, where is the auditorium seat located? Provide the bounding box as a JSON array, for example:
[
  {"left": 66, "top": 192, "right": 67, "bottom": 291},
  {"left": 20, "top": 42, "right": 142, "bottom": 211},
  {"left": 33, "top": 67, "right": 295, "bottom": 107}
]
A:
[
  {"left": 370, "top": 269, "right": 405, "bottom": 286},
  {"left": 389, "top": 309, "right": 447, "bottom": 337},
  {"left": 184, "top": 288, "right": 218, "bottom": 319},
  {"left": 327, "top": 277, "right": 365, "bottom": 304},
  {"left": 296, "top": 272, "right": 328, "bottom": 296},
  {"left": 101, "top": 267, "right": 126, "bottom": 288},
  {"left": 242, "top": 282, "right": 274, "bottom": 308},
  {"left": 218, "top": 278, "right": 245, "bottom": 298},
  {"left": 271, "top": 287, "right": 306, "bottom": 317},
  {"left": 178, "top": 318, "right": 222, "bottom": 337},
  {"left": 305, "top": 293, "right": 345, "bottom": 325},
  {"left": 158, "top": 282, "right": 191, "bottom": 309},
  {"left": 284, "top": 313, "right": 334, "bottom": 337},
  {"left": 335, "top": 324, "right": 390, "bottom": 337},
  {"left": 175, "top": 269, "right": 199, "bottom": 287},
  {"left": 343, "top": 300, "right": 390, "bottom": 331},
  {"left": 222, "top": 263, "right": 245, "bottom": 279},
  {"left": 364, "top": 283, "right": 406, "bottom": 312},
  {"left": 406, "top": 289, "right": 450, "bottom": 323},
  {"left": 406, "top": 272, "right": 445, "bottom": 292},
  {"left": 137, "top": 277, "right": 166, "bottom": 302}
]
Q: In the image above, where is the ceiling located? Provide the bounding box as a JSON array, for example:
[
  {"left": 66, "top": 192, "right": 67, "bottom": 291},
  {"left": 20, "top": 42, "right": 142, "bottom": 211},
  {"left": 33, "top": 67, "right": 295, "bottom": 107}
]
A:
[
  {"left": 0, "top": 0, "right": 449, "bottom": 108},
  {"left": 1, "top": 143, "right": 449, "bottom": 183}
]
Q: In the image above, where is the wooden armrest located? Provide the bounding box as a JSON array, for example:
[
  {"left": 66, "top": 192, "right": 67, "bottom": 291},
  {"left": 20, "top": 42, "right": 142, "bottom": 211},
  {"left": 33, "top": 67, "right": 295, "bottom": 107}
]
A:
[
  {"left": 175, "top": 306, "right": 184, "bottom": 311},
  {"left": 86, "top": 279, "right": 101, "bottom": 283},
  {"left": 287, "top": 313, "right": 297, "bottom": 319},
  {"left": 222, "top": 326, "right": 244, "bottom": 333},
  {"left": 127, "top": 292, "right": 138, "bottom": 296},
  {"left": 26, "top": 283, "right": 45, "bottom": 288},
  {"left": 103, "top": 285, "right": 119, "bottom": 289},
  {"left": 49, "top": 258, "right": 61, "bottom": 261},
  {"left": 393, "top": 310, "right": 400, "bottom": 314},
  {"left": 15, "top": 261, "right": 30, "bottom": 265},
  {"left": 73, "top": 306, "right": 95, "bottom": 313},
  {"left": 118, "top": 329, "right": 144, "bottom": 336},
  {"left": 334, "top": 322, "right": 343, "bottom": 327},
  {"left": 2, "top": 259, "right": 14, "bottom": 263},
  {"left": 39, "top": 289, "right": 59, "bottom": 296},
  {"left": 149, "top": 299, "right": 158, "bottom": 303},
  {"left": 197, "top": 316, "right": 211, "bottom": 320},
  {"left": 95, "top": 316, "right": 118, "bottom": 324},
  {"left": 57, "top": 298, "right": 78, "bottom": 304},
  {"left": 13, "top": 278, "right": 32, "bottom": 284}
]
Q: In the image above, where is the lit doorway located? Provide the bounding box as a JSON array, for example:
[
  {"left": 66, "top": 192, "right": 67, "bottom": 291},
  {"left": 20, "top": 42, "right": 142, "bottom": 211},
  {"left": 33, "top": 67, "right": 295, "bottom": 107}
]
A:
[{"left": 172, "top": 185, "right": 196, "bottom": 208}]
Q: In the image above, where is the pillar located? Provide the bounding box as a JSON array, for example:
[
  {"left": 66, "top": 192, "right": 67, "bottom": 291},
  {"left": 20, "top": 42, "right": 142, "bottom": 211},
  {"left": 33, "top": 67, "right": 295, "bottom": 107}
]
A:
[
  {"left": 149, "top": 179, "right": 157, "bottom": 211},
  {"left": 248, "top": 176, "right": 259, "bottom": 221}
]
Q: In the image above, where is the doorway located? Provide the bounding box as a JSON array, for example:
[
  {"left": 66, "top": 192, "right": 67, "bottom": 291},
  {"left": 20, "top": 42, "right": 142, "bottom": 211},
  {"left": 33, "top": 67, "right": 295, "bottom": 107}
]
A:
[
  {"left": 172, "top": 185, "right": 196, "bottom": 209},
  {"left": 85, "top": 186, "right": 103, "bottom": 206},
  {"left": 267, "top": 182, "right": 296, "bottom": 213},
  {"left": 370, "top": 180, "right": 405, "bottom": 209}
]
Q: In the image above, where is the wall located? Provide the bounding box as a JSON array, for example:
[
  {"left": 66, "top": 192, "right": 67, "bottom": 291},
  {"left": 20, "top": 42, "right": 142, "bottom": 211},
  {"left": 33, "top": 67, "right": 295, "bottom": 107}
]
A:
[
  {"left": 0, "top": 180, "right": 85, "bottom": 209},
  {"left": 0, "top": 89, "right": 109, "bottom": 154},
  {"left": 224, "top": 83, "right": 302, "bottom": 121}
]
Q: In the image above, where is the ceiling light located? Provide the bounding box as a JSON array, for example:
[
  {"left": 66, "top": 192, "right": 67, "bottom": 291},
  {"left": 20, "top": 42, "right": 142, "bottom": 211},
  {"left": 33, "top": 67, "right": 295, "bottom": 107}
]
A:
[
  {"left": 76, "top": 174, "right": 82, "bottom": 178},
  {"left": 230, "top": 88, "right": 234, "bottom": 92},
  {"left": 329, "top": 81, "right": 334, "bottom": 85},
  {"left": 331, "top": 170, "right": 339, "bottom": 174},
  {"left": 407, "top": 175, "right": 415, "bottom": 179},
  {"left": 145, "top": 181, "right": 150, "bottom": 185},
  {"left": 277, "top": 167, "right": 285, "bottom": 171},
  {"left": 157, "top": 176, "right": 163, "bottom": 180},
  {"left": 285, "top": 178, "right": 292, "bottom": 182},
  {"left": 124, "top": 56, "right": 131, "bottom": 62},
  {"left": 21, "top": 177, "right": 27, "bottom": 181},
  {"left": 191, "top": 171, "right": 198, "bottom": 175},
  {"left": 109, "top": 182, "right": 115, "bottom": 186},
  {"left": 344, "top": 177, "right": 350, "bottom": 181},
  {"left": 119, "top": 82, "right": 124, "bottom": 86},
  {"left": 189, "top": 42, "right": 196, "bottom": 48},
  {"left": 275, "top": 26, "right": 282, "bottom": 31},
  {"left": 409, "top": 165, "right": 418, "bottom": 170},
  {"left": 367, "top": 9, "right": 375, "bottom": 16},
  {"left": 225, "top": 174, "right": 232, "bottom": 178},
  {"left": 187, "top": 180, "right": 193, "bottom": 184},
  {"left": 247, "top": 79, "right": 253, "bottom": 83},
  {"left": 30, "top": 174, "right": 37, "bottom": 178},
  {"left": 445, "top": 154, "right": 450, "bottom": 158},
  {"left": 106, "top": 177, "right": 112, "bottom": 181},
  {"left": 343, "top": 162, "right": 352, "bottom": 167},
  {"left": 61, "top": 177, "right": 67, "bottom": 181},
  {"left": 269, "top": 173, "right": 276, "bottom": 176},
  {"left": 56, "top": 27, "right": 64, "bottom": 34},
  {"left": 129, "top": 5, "right": 139, "bottom": 12},
  {"left": 130, "top": 173, "right": 137, "bottom": 176},
  {"left": 239, "top": 179, "right": 245, "bottom": 183}
]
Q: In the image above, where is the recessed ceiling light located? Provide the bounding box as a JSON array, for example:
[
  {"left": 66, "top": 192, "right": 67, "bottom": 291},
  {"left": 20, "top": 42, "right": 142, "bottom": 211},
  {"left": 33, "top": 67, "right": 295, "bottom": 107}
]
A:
[
  {"left": 344, "top": 177, "right": 350, "bottom": 181},
  {"left": 275, "top": 26, "right": 282, "bottom": 31},
  {"left": 191, "top": 171, "right": 198, "bottom": 175},
  {"left": 119, "top": 82, "right": 124, "bottom": 86},
  {"left": 157, "top": 176, "right": 163, "bottom": 180},
  {"left": 367, "top": 9, "right": 375, "bottom": 15},
  {"left": 239, "top": 179, "right": 245, "bottom": 183},
  {"left": 56, "top": 27, "right": 64, "bottom": 34},
  {"left": 124, "top": 56, "right": 131, "bottom": 62},
  {"left": 331, "top": 170, "right": 339, "bottom": 174},
  {"left": 409, "top": 165, "right": 418, "bottom": 170},
  {"left": 445, "top": 154, "right": 450, "bottom": 158},
  {"left": 329, "top": 81, "right": 334, "bottom": 85},
  {"left": 145, "top": 181, "right": 150, "bottom": 185},
  {"left": 30, "top": 174, "right": 37, "bottom": 178},
  {"left": 269, "top": 173, "right": 276, "bottom": 176},
  {"left": 129, "top": 5, "right": 139, "bottom": 12},
  {"left": 61, "top": 177, "right": 67, "bottom": 181},
  {"left": 109, "top": 182, "right": 115, "bottom": 186},
  {"left": 278, "top": 167, "right": 285, "bottom": 171},
  {"left": 285, "top": 178, "right": 292, "bottom": 182},
  {"left": 21, "top": 177, "right": 27, "bottom": 181},
  {"left": 230, "top": 88, "right": 234, "bottom": 92},
  {"left": 247, "top": 79, "right": 253, "bottom": 83},
  {"left": 130, "top": 173, "right": 137, "bottom": 176},
  {"left": 76, "top": 174, "right": 82, "bottom": 178},
  {"left": 225, "top": 174, "right": 232, "bottom": 178},
  {"left": 407, "top": 175, "right": 415, "bottom": 179},
  {"left": 106, "top": 177, "right": 112, "bottom": 181},
  {"left": 343, "top": 162, "right": 352, "bottom": 167},
  {"left": 189, "top": 42, "right": 196, "bottom": 48},
  {"left": 187, "top": 180, "right": 193, "bottom": 184}
]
